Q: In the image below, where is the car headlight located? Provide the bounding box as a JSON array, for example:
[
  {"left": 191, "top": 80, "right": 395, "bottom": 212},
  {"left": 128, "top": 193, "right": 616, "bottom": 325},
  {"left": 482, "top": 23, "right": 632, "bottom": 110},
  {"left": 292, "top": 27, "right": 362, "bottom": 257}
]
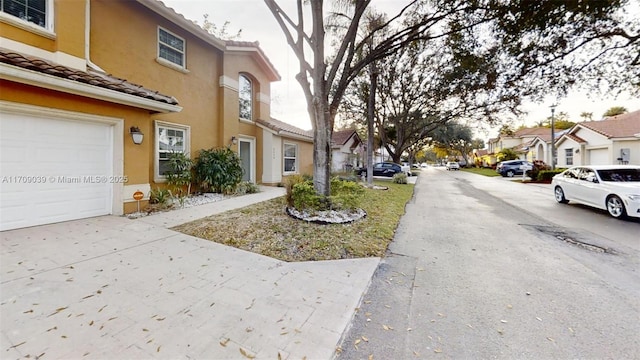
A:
[{"left": 627, "top": 194, "right": 640, "bottom": 201}]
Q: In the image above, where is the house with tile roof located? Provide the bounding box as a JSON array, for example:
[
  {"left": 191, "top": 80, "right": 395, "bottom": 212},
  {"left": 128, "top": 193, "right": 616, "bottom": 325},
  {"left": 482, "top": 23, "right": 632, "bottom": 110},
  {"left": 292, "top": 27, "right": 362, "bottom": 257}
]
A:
[
  {"left": 0, "top": 0, "right": 310, "bottom": 230},
  {"left": 330, "top": 129, "right": 363, "bottom": 172},
  {"left": 256, "top": 118, "right": 313, "bottom": 184},
  {"left": 480, "top": 127, "right": 562, "bottom": 167},
  {"left": 555, "top": 109, "right": 640, "bottom": 167}
]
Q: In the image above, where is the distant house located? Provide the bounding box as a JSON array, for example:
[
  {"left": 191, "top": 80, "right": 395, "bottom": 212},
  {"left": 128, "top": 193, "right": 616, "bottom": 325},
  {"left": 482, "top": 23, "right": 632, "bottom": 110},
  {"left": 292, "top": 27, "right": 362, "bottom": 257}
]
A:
[
  {"left": 331, "top": 129, "right": 363, "bottom": 172},
  {"left": 555, "top": 110, "right": 640, "bottom": 167},
  {"left": 472, "top": 149, "right": 488, "bottom": 166},
  {"left": 481, "top": 127, "right": 563, "bottom": 167}
]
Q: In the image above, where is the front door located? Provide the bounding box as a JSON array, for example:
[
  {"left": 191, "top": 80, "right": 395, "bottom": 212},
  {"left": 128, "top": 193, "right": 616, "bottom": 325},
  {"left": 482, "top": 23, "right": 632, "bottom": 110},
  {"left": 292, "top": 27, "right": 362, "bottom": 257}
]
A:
[{"left": 238, "top": 138, "right": 254, "bottom": 183}]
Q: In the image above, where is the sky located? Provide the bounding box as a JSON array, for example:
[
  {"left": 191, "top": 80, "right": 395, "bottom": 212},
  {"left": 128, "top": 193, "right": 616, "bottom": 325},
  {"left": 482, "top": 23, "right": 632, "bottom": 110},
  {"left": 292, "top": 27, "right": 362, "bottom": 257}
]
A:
[{"left": 162, "top": 0, "right": 640, "bottom": 138}]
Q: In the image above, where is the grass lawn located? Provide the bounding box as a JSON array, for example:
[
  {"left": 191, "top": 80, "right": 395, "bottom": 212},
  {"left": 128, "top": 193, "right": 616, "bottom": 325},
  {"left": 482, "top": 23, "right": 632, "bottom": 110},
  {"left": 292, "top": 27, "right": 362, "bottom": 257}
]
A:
[
  {"left": 462, "top": 167, "right": 501, "bottom": 177},
  {"left": 172, "top": 181, "right": 415, "bottom": 262}
]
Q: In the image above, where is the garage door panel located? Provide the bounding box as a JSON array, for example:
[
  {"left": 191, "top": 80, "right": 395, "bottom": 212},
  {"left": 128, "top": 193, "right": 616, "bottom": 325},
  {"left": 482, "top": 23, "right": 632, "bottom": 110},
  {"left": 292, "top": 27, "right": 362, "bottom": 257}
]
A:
[
  {"left": 589, "top": 149, "right": 609, "bottom": 165},
  {"left": 1, "top": 112, "right": 114, "bottom": 231}
]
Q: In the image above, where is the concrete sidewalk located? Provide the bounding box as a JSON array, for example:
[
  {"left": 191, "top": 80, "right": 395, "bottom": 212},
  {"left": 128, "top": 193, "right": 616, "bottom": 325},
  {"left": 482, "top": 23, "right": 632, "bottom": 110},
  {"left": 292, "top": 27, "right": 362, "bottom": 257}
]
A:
[{"left": 1, "top": 186, "right": 379, "bottom": 359}]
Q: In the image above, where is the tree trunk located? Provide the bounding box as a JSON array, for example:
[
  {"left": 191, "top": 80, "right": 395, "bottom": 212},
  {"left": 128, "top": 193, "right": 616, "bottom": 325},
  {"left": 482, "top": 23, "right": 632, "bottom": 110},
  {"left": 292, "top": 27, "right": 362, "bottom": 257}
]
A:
[
  {"left": 312, "top": 105, "right": 332, "bottom": 197},
  {"left": 366, "top": 61, "right": 377, "bottom": 185}
]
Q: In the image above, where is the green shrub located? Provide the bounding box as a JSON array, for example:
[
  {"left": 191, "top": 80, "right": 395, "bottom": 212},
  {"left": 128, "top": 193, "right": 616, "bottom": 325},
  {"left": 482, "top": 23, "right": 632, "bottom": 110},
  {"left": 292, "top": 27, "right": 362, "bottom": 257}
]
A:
[
  {"left": 537, "top": 169, "right": 565, "bottom": 182},
  {"left": 235, "top": 181, "right": 260, "bottom": 195},
  {"left": 329, "top": 177, "right": 364, "bottom": 210},
  {"left": 291, "top": 181, "right": 322, "bottom": 210},
  {"left": 284, "top": 175, "right": 306, "bottom": 208},
  {"left": 393, "top": 173, "right": 408, "bottom": 184},
  {"left": 193, "top": 148, "right": 243, "bottom": 194},
  {"left": 286, "top": 176, "right": 365, "bottom": 212},
  {"left": 526, "top": 160, "right": 550, "bottom": 181},
  {"left": 149, "top": 187, "right": 172, "bottom": 206},
  {"left": 165, "top": 152, "right": 193, "bottom": 197}
]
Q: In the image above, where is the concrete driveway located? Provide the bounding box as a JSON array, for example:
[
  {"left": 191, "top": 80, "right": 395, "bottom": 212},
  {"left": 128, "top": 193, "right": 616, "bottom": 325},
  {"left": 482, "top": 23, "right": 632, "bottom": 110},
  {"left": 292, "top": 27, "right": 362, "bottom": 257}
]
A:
[{"left": 1, "top": 187, "right": 379, "bottom": 359}]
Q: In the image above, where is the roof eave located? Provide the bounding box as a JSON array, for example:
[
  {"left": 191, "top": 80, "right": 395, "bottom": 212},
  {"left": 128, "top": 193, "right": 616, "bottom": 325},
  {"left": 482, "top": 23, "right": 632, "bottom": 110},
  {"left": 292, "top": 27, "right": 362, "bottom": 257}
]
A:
[
  {"left": 225, "top": 46, "right": 281, "bottom": 82},
  {"left": 1, "top": 63, "right": 182, "bottom": 113},
  {"left": 136, "top": 0, "right": 226, "bottom": 51}
]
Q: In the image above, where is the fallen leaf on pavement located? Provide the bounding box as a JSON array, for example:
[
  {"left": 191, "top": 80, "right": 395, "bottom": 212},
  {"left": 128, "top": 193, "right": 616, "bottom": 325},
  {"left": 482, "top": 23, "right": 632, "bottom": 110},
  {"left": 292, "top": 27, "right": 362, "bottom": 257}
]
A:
[
  {"left": 434, "top": 349, "right": 442, "bottom": 353},
  {"left": 219, "top": 338, "right": 230, "bottom": 347},
  {"left": 239, "top": 347, "right": 255, "bottom": 359}
]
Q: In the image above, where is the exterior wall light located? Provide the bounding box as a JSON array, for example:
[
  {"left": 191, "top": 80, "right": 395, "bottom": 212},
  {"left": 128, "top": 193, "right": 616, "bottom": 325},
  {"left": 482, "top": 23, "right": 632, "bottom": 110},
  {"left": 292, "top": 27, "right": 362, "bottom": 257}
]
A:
[
  {"left": 231, "top": 136, "right": 238, "bottom": 145},
  {"left": 130, "top": 126, "right": 144, "bottom": 145}
]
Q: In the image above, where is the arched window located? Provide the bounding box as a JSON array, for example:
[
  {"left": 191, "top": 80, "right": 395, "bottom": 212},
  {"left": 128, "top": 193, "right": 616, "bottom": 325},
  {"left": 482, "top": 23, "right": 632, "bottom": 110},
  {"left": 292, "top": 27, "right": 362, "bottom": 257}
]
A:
[{"left": 239, "top": 74, "right": 252, "bottom": 120}]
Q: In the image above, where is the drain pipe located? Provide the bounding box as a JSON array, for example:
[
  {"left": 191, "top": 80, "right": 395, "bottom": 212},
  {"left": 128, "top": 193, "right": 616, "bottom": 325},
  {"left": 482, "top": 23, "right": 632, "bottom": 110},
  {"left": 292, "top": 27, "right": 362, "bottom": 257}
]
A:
[{"left": 85, "top": 0, "right": 105, "bottom": 73}]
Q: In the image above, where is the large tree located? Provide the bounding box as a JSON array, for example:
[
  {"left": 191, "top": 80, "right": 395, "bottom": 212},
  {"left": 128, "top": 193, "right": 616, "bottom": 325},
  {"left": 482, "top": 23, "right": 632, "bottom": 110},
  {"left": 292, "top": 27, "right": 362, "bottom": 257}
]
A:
[{"left": 263, "top": 0, "right": 635, "bottom": 198}]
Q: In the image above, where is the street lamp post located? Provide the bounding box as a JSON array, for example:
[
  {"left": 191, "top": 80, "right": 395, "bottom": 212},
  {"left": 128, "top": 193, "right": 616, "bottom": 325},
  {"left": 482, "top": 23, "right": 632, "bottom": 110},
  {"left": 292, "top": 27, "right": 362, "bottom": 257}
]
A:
[{"left": 550, "top": 104, "right": 557, "bottom": 170}]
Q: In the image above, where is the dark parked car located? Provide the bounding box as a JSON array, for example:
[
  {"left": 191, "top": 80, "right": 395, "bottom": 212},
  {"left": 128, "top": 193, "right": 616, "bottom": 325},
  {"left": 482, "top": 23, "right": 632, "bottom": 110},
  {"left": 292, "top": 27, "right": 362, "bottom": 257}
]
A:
[
  {"left": 357, "top": 162, "right": 407, "bottom": 177},
  {"left": 496, "top": 160, "right": 533, "bottom": 177}
]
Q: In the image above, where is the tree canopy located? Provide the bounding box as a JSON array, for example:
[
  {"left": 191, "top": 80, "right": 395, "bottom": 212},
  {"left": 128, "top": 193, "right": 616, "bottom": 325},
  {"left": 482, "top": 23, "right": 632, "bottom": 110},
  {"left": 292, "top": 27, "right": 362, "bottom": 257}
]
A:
[
  {"left": 603, "top": 106, "right": 628, "bottom": 117},
  {"left": 264, "top": 0, "right": 637, "bottom": 199}
]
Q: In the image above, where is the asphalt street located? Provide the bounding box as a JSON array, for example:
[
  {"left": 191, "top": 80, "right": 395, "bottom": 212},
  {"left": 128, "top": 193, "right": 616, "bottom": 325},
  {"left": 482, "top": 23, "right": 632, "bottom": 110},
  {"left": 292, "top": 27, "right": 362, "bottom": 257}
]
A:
[{"left": 336, "top": 166, "right": 640, "bottom": 359}]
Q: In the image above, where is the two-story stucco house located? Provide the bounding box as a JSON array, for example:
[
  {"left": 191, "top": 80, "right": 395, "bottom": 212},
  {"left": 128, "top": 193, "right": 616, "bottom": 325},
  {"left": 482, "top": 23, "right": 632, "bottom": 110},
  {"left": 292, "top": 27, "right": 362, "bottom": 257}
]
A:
[
  {"left": 0, "top": 0, "right": 312, "bottom": 231},
  {"left": 555, "top": 109, "right": 640, "bottom": 167}
]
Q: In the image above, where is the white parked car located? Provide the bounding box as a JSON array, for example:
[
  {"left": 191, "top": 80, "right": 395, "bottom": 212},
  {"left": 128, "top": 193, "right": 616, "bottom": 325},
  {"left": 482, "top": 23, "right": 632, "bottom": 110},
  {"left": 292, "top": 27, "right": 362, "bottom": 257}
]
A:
[
  {"left": 551, "top": 165, "right": 640, "bottom": 219},
  {"left": 446, "top": 161, "right": 460, "bottom": 171}
]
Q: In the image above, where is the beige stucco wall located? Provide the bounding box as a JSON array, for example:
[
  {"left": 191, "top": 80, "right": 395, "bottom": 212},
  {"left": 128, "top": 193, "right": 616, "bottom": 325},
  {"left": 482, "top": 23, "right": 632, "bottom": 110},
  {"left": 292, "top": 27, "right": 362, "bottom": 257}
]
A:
[
  {"left": 556, "top": 139, "right": 581, "bottom": 167},
  {"left": 0, "top": 0, "right": 85, "bottom": 56},
  {"left": 613, "top": 139, "right": 640, "bottom": 165},
  {"left": 90, "top": 0, "right": 228, "bottom": 187}
]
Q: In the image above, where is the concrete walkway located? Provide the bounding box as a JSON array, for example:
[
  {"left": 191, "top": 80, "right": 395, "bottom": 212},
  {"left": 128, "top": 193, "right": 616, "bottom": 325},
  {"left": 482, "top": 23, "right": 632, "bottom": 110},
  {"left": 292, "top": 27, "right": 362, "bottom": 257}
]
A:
[{"left": 1, "top": 186, "right": 379, "bottom": 359}]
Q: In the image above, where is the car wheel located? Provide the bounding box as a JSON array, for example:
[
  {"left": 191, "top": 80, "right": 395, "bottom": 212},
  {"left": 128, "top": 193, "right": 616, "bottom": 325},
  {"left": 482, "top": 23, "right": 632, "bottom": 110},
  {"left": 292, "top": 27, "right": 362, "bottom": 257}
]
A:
[
  {"left": 506, "top": 170, "right": 515, "bottom": 177},
  {"left": 554, "top": 186, "right": 569, "bottom": 204},
  {"left": 606, "top": 195, "right": 627, "bottom": 219}
]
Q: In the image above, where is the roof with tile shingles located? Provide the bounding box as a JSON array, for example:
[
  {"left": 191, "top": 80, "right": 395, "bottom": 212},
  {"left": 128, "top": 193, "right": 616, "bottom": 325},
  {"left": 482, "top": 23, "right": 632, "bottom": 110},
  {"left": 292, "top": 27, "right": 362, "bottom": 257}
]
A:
[
  {"left": 0, "top": 48, "right": 179, "bottom": 106},
  {"left": 256, "top": 118, "right": 313, "bottom": 140},
  {"left": 579, "top": 110, "right": 640, "bottom": 138},
  {"left": 332, "top": 129, "right": 360, "bottom": 146}
]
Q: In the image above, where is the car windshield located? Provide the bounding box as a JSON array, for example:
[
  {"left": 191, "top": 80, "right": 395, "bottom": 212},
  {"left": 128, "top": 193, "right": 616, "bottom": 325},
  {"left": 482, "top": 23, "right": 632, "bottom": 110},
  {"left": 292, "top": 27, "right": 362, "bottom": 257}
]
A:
[{"left": 597, "top": 168, "right": 640, "bottom": 182}]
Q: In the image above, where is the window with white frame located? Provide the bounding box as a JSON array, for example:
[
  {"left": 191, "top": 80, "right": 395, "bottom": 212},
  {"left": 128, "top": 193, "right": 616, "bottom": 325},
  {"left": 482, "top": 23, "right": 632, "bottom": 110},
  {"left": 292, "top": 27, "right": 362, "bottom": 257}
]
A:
[
  {"left": 239, "top": 74, "right": 252, "bottom": 120},
  {"left": 565, "top": 148, "right": 573, "bottom": 166},
  {"left": 158, "top": 27, "right": 185, "bottom": 68},
  {"left": 283, "top": 143, "right": 297, "bottom": 173},
  {"left": 155, "top": 122, "right": 189, "bottom": 180},
  {"left": 1, "top": 0, "right": 48, "bottom": 29}
]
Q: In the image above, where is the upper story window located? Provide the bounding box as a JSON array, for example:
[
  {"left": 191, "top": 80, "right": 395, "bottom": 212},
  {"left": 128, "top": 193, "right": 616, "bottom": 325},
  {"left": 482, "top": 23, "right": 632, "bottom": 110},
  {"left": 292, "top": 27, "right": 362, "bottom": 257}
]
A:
[
  {"left": 239, "top": 74, "right": 252, "bottom": 121},
  {"left": 1, "top": 0, "right": 49, "bottom": 29},
  {"left": 158, "top": 27, "right": 185, "bottom": 68}
]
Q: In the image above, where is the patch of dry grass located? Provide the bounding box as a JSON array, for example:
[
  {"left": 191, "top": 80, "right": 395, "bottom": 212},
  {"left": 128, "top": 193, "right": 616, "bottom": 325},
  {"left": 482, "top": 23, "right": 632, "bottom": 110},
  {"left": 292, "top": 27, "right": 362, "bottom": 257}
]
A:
[{"left": 172, "top": 181, "right": 415, "bottom": 262}]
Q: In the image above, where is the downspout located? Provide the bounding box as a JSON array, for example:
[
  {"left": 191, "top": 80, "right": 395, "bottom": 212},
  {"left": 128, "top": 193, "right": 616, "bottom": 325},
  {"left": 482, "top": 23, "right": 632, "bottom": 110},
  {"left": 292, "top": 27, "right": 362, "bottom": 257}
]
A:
[{"left": 85, "top": 0, "right": 105, "bottom": 73}]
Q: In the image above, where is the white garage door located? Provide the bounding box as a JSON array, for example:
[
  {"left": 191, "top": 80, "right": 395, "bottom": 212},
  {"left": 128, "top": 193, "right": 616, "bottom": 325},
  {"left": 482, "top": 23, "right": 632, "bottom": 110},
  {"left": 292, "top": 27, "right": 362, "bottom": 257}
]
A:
[
  {"left": 588, "top": 148, "right": 609, "bottom": 165},
  {"left": 1, "top": 112, "right": 113, "bottom": 231}
]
